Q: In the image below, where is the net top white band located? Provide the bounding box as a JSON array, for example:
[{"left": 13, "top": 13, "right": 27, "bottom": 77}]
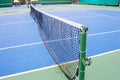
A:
[{"left": 33, "top": 6, "right": 83, "bottom": 30}]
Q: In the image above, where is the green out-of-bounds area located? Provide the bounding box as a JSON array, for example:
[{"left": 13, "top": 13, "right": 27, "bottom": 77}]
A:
[{"left": 0, "top": 49, "right": 120, "bottom": 80}]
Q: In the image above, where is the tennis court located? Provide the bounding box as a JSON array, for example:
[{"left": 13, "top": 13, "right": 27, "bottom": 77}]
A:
[{"left": 0, "top": 4, "right": 120, "bottom": 80}]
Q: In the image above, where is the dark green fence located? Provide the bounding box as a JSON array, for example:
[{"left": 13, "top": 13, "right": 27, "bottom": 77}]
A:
[
  {"left": 79, "top": 0, "right": 119, "bottom": 6},
  {"left": 0, "top": 0, "right": 12, "bottom": 7},
  {"left": 40, "top": 0, "right": 71, "bottom": 4}
]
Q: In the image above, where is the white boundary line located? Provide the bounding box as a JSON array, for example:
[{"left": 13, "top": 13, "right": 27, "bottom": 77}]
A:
[
  {"left": 0, "top": 30, "right": 120, "bottom": 51},
  {"left": 0, "top": 49, "right": 120, "bottom": 79},
  {"left": 0, "top": 42, "right": 42, "bottom": 51},
  {"left": 88, "top": 30, "right": 120, "bottom": 37},
  {"left": 0, "top": 65, "right": 58, "bottom": 79},
  {"left": 0, "top": 20, "right": 34, "bottom": 26},
  {"left": 0, "top": 9, "right": 28, "bottom": 13},
  {"left": 66, "top": 10, "right": 120, "bottom": 19},
  {"left": 84, "top": 10, "right": 120, "bottom": 19},
  {"left": 90, "top": 49, "right": 120, "bottom": 58},
  {"left": 66, "top": 15, "right": 104, "bottom": 19},
  {"left": 0, "top": 38, "right": 72, "bottom": 51}
]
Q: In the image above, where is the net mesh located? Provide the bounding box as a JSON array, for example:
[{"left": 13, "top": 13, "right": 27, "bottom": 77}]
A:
[{"left": 30, "top": 6, "right": 83, "bottom": 80}]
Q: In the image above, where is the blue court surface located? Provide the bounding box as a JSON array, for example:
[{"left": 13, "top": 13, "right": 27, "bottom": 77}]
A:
[{"left": 0, "top": 6, "right": 120, "bottom": 78}]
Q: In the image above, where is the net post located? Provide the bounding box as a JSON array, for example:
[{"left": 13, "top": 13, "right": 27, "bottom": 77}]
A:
[{"left": 79, "top": 26, "right": 88, "bottom": 80}]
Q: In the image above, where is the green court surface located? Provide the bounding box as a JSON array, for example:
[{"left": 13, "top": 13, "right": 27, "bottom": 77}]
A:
[
  {"left": 85, "top": 49, "right": 120, "bottom": 80},
  {"left": 1, "top": 49, "right": 120, "bottom": 80}
]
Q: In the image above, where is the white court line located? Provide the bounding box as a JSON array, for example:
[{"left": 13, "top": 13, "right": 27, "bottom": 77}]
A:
[
  {"left": 0, "top": 65, "right": 58, "bottom": 79},
  {"left": 0, "top": 20, "right": 34, "bottom": 26},
  {"left": 0, "top": 9, "right": 28, "bottom": 13},
  {"left": 0, "top": 38, "right": 72, "bottom": 51},
  {"left": 66, "top": 10, "right": 120, "bottom": 19},
  {"left": 88, "top": 29, "right": 120, "bottom": 37},
  {"left": 84, "top": 10, "right": 120, "bottom": 19},
  {"left": 0, "top": 49, "right": 120, "bottom": 79},
  {"left": 66, "top": 15, "right": 104, "bottom": 19},
  {"left": 0, "top": 42, "right": 42, "bottom": 51},
  {"left": 0, "top": 30, "right": 120, "bottom": 51},
  {"left": 90, "top": 49, "right": 120, "bottom": 58}
]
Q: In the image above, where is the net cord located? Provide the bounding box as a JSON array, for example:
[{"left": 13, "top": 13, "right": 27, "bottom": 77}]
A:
[{"left": 31, "top": 6, "right": 83, "bottom": 30}]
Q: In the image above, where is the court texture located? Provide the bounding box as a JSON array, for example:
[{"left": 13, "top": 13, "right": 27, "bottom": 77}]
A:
[{"left": 0, "top": 4, "right": 120, "bottom": 80}]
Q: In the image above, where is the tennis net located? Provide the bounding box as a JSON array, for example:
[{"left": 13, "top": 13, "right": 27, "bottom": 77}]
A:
[{"left": 30, "top": 5, "right": 87, "bottom": 80}]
